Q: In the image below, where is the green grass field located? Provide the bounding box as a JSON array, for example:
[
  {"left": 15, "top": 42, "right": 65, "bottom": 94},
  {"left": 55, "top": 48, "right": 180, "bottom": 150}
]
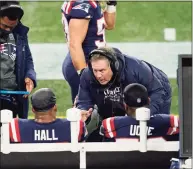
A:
[
  {"left": 18, "top": 2, "right": 189, "bottom": 117},
  {"left": 20, "top": 1, "right": 192, "bottom": 43}
]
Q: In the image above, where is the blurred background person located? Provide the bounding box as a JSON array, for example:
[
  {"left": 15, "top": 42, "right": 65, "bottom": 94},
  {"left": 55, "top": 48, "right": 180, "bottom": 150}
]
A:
[{"left": 0, "top": 1, "right": 37, "bottom": 118}]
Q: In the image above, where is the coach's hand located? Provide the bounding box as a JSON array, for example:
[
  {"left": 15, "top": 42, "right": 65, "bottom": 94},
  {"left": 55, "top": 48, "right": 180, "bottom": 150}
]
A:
[{"left": 80, "top": 108, "right": 93, "bottom": 122}]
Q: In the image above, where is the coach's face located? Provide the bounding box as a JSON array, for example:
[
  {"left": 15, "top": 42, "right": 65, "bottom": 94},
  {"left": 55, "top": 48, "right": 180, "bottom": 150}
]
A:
[{"left": 91, "top": 59, "right": 113, "bottom": 85}]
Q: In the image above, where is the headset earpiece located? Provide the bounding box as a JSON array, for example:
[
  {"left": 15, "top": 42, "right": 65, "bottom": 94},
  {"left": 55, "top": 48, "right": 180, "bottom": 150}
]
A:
[{"left": 114, "top": 59, "right": 119, "bottom": 72}]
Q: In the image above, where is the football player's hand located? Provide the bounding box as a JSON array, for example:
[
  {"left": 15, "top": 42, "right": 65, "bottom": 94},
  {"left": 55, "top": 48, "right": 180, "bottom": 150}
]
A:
[
  {"left": 80, "top": 108, "right": 93, "bottom": 122},
  {"left": 106, "top": 0, "right": 117, "bottom": 6}
]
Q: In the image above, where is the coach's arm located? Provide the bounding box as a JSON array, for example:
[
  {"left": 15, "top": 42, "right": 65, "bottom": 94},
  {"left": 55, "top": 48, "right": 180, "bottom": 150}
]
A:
[
  {"left": 128, "top": 60, "right": 166, "bottom": 115},
  {"left": 76, "top": 69, "right": 94, "bottom": 113}
]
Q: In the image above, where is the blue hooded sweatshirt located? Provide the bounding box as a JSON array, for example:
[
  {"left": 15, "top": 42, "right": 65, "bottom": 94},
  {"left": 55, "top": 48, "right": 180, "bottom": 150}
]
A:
[{"left": 76, "top": 48, "right": 172, "bottom": 119}]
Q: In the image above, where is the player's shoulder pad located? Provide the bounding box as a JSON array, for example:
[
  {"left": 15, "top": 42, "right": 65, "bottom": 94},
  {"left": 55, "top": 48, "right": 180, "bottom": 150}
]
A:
[
  {"left": 151, "top": 114, "right": 175, "bottom": 120},
  {"left": 150, "top": 114, "right": 165, "bottom": 119},
  {"left": 9, "top": 118, "right": 21, "bottom": 142},
  {"left": 149, "top": 114, "right": 167, "bottom": 124},
  {"left": 73, "top": 0, "right": 98, "bottom": 9},
  {"left": 150, "top": 114, "right": 179, "bottom": 126},
  {"left": 78, "top": 120, "right": 87, "bottom": 142},
  {"left": 102, "top": 117, "right": 117, "bottom": 138},
  {"left": 16, "top": 118, "right": 31, "bottom": 125},
  {"left": 66, "top": 0, "right": 98, "bottom": 19},
  {"left": 114, "top": 116, "right": 133, "bottom": 127},
  {"left": 59, "top": 118, "right": 70, "bottom": 124},
  {"left": 102, "top": 117, "right": 117, "bottom": 131}
]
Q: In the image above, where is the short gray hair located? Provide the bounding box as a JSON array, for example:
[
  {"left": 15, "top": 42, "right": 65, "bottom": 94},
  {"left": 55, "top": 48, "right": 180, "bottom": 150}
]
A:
[
  {"left": 90, "top": 54, "right": 110, "bottom": 64},
  {"left": 90, "top": 47, "right": 115, "bottom": 65}
]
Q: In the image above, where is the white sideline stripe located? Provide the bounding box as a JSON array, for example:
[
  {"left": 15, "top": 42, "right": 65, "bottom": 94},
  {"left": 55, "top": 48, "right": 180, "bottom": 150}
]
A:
[
  {"left": 1, "top": 142, "right": 179, "bottom": 153},
  {"left": 10, "top": 120, "right": 18, "bottom": 142},
  {"left": 30, "top": 42, "right": 191, "bottom": 80}
]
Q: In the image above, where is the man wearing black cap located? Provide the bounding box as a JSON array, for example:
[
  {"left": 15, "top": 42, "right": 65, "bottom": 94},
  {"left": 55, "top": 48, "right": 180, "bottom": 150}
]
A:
[
  {"left": 100, "top": 83, "right": 179, "bottom": 141},
  {"left": 9, "top": 88, "right": 87, "bottom": 143},
  {"left": 0, "top": 1, "right": 36, "bottom": 118}
]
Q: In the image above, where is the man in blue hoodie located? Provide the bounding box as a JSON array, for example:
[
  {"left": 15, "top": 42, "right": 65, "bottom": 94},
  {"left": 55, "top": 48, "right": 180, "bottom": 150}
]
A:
[
  {"left": 76, "top": 47, "right": 172, "bottom": 141},
  {"left": 0, "top": 1, "right": 37, "bottom": 118}
]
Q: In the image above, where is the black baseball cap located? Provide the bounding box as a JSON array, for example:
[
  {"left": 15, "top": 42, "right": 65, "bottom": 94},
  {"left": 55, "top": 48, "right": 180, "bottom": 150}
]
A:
[
  {"left": 123, "top": 83, "right": 149, "bottom": 107},
  {"left": 31, "top": 88, "right": 56, "bottom": 112},
  {"left": 0, "top": 1, "right": 24, "bottom": 20}
]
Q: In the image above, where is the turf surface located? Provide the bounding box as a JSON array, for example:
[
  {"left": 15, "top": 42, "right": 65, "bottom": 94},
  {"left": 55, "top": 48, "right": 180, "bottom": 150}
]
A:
[{"left": 20, "top": 1, "right": 192, "bottom": 43}]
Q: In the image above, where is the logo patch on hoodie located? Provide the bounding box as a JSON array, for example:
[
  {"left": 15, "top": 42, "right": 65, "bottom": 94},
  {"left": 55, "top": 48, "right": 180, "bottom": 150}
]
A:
[
  {"left": 104, "top": 87, "right": 122, "bottom": 102},
  {"left": 0, "top": 43, "right": 16, "bottom": 61}
]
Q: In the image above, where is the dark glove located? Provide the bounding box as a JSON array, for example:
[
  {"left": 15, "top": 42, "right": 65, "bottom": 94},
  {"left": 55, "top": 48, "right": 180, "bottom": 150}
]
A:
[{"left": 107, "top": 0, "right": 117, "bottom": 6}]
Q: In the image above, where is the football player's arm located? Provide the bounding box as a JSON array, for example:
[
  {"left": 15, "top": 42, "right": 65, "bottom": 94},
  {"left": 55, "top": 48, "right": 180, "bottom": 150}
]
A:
[
  {"left": 166, "top": 115, "right": 179, "bottom": 135},
  {"left": 69, "top": 19, "right": 89, "bottom": 71},
  {"left": 24, "top": 38, "right": 37, "bottom": 91},
  {"left": 9, "top": 122, "right": 14, "bottom": 143},
  {"left": 9, "top": 119, "right": 21, "bottom": 143},
  {"left": 152, "top": 114, "right": 179, "bottom": 135},
  {"left": 103, "top": 1, "right": 117, "bottom": 30},
  {"left": 100, "top": 117, "right": 117, "bottom": 138},
  {"left": 78, "top": 121, "right": 88, "bottom": 142},
  {"left": 131, "top": 61, "right": 166, "bottom": 115}
]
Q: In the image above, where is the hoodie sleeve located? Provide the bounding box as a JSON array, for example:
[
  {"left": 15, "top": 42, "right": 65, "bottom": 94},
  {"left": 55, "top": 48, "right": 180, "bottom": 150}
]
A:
[
  {"left": 24, "top": 37, "right": 37, "bottom": 88},
  {"left": 76, "top": 69, "right": 94, "bottom": 110},
  {"left": 101, "top": 117, "right": 117, "bottom": 138},
  {"left": 128, "top": 59, "right": 166, "bottom": 115}
]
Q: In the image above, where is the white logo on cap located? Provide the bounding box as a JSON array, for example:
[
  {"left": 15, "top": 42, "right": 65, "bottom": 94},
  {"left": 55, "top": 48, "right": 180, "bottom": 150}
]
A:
[
  {"left": 137, "top": 98, "right": 141, "bottom": 103},
  {"left": 10, "top": 5, "right": 22, "bottom": 9}
]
